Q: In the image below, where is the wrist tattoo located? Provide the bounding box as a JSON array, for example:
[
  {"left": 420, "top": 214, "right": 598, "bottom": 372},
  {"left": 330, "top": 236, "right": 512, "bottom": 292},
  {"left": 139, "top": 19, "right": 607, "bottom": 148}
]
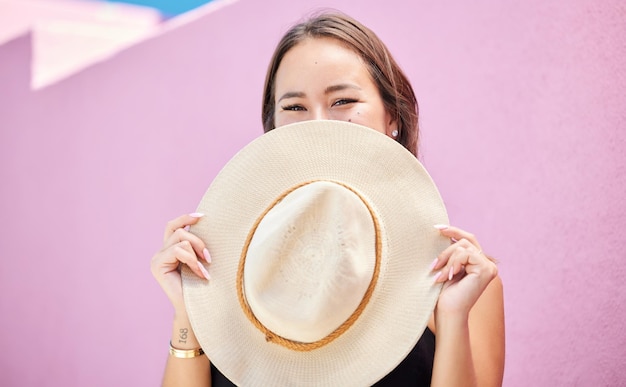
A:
[{"left": 179, "top": 328, "right": 188, "bottom": 344}]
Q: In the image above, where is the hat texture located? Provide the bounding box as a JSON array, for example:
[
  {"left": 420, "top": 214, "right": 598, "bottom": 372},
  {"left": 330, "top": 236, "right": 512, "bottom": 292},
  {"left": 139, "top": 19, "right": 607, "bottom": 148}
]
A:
[{"left": 182, "top": 120, "right": 449, "bottom": 386}]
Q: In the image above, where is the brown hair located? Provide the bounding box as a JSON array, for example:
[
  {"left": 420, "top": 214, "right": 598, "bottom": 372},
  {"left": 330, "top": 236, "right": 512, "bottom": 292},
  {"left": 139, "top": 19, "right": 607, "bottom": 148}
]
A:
[{"left": 261, "top": 11, "right": 420, "bottom": 156}]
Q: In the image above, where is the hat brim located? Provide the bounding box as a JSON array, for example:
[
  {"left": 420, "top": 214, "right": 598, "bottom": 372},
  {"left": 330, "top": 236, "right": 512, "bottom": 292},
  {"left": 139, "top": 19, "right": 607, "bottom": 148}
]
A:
[{"left": 182, "top": 120, "right": 449, "bottom": 386}]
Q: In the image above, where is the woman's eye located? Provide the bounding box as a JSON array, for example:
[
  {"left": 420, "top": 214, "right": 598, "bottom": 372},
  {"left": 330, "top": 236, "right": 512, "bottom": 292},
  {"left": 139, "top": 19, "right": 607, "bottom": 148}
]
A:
[
  {"left": 333, "top": 98, "right": 358, "bottom": 107},
  {"left": 281, "top": 104, "right": 305, "bottom": 111}
]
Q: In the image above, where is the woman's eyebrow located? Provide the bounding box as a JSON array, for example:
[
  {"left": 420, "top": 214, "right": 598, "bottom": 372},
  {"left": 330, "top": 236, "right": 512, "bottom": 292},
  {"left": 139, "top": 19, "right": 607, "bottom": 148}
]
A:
[
  {"left": 325, "top": 83, "right": 361, "bottom": 94},
  {"left": 277, "top": 84, "right": 361, "bottom": 103},
  {"left": 277, "top": 91, "right": 305, "bottom": 102}
]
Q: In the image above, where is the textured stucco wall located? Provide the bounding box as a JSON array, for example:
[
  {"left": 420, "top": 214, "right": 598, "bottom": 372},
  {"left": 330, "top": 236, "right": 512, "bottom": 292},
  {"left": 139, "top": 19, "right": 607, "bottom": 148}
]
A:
[{"left": 0, "top": 0, "right": 624, "bottom": 386}]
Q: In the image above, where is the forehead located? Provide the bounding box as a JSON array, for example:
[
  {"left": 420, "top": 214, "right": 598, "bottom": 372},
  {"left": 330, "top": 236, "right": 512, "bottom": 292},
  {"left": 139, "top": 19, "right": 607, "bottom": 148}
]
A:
[{"left": 274, "top": 37, "right": 369, "bottom": 87}]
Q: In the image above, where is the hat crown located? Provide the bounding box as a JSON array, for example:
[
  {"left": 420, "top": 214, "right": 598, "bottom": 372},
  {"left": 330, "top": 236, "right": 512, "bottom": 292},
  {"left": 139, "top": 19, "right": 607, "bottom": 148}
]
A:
[{"left": 244, "top": 180, "right": 377, "bottom": 344}]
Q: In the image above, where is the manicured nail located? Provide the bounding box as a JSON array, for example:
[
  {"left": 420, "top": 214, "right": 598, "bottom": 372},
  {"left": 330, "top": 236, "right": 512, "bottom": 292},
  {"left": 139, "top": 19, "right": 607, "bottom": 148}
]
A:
[
  {"left": 433, "top": 224, "right": 449, "bottom": 230},
  {"left": 183, "top": 225, "right": 190, "bottom": 231},
  {"left": 448, "top": 267, "right": 454, "bottom": 281},
  {"left": 429, "top": 258, "right": 439, "bottom": 270},
  {"left": 189, "top": 212, "right": 205, "bottom": 218},
  {"left": 197, "top": 261, "right": 211, "bottom": 280},
  {"left": 203, "top": 248, "right": 212, "bottom": 263},
  {"left": 433, "top": 271, "right": 442, "bottom": 283}
]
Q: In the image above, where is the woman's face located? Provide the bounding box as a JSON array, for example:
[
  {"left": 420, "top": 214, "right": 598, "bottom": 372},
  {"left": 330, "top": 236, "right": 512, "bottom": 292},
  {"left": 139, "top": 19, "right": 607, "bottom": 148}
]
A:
[{"left": 273, "top": 37, "right": 397, "bottom": 136}]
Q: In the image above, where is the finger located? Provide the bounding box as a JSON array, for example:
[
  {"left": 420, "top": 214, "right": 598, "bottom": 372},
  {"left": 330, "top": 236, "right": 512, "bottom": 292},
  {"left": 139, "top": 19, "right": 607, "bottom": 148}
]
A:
[
  {"left": 448, "top": 246, "right": 473, "bottom": 280},
  {"left": 155, "top": 240, "right": 210, "bottom": 280},
  {"left": 433, "top": 224, "right": 482, "bottom": 251},
  {"left": 435, "top": 246, "right": 482, "bottom": 282},
  {"left": 163, "top": 212, "right": 205, "bottom": 242},
  {"left": 164, "top": 227, "right": 212, "bottom": 263},
  {"left": 430, "top": 238, "right": 475, "bottom": 271},
  {"left": 434, "top": 245, "right": 473, "bottom": 283},
  {"left": 438, "top": 238, "right": 476, "bottom": 262}
]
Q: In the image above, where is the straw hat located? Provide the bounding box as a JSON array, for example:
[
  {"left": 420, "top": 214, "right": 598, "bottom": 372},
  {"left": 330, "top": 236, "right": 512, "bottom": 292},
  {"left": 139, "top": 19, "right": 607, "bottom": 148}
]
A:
[{"left": 182, "top": 120, "right": 449, "bottom": 386}]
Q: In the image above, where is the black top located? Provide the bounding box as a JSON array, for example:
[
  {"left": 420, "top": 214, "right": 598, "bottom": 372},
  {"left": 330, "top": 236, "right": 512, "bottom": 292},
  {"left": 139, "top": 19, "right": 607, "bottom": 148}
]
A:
[{"left": 210, "top": 327, "right": 435, "bottom": 386}]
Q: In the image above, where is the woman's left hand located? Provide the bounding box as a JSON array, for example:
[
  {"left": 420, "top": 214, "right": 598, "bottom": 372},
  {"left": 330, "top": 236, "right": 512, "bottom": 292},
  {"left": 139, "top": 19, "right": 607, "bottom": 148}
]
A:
[{"left": 431, "top": 225, "right": 498, "bottom": 316}]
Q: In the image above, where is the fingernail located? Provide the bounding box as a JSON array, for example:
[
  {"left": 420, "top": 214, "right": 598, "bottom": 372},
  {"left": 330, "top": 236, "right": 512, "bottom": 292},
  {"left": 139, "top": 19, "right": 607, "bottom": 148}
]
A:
[
  {"left": 433, "top": 271, "right": 442, "bottom": 283},
  {"left": 429, "top": 258, "right": 438, "bottom": 270},
  {"left": 433, "top": 224, "right": 448, "bottom": 230},
  {"left": 184, "top": 225, "right": 190, "bottom": 231},
  {"left": 448, "top": 267, "right": 454, "bottom": 281},
  {"left": 189, "top": 212, "right": 205, "bottom": 218},
  {"left": 197, "top": 261, "right": 211, "bottom": 280},
  {"left": 203, "top": 248, "right": 212, "bottom": 263}
]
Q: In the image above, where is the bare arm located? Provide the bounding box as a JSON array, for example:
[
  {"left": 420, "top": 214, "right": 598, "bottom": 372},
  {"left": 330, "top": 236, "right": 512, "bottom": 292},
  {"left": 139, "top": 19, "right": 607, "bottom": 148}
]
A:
[
  {"left": 151, "top": 213, "right": 214, "bottom": 387},
  {"left": 469, "top": 276, "right": 505, "bottom": 386},
  {"left": 429, "top": 226, "right": 505, "bottom": 387},
  {"left": 162, "top": 313, "right": 211, "bottom": 387}
]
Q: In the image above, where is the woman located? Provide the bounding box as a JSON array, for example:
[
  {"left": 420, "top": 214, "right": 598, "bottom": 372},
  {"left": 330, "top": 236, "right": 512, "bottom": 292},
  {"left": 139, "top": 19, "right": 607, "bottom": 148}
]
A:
[{"left": 152, "top": 11, "right": 504, "bottom": 387}]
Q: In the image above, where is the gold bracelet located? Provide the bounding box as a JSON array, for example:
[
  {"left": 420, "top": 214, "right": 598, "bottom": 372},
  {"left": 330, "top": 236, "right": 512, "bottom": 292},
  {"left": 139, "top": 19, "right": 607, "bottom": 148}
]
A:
[{"left": 169, "top": 341, "right": 205, "bottom": 358}]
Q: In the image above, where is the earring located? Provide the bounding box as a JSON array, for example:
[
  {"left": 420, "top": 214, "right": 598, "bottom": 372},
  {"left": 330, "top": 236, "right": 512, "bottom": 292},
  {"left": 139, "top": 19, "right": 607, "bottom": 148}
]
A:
[{"left": 391, "top": 129, "right": 398, "bottom": 138}]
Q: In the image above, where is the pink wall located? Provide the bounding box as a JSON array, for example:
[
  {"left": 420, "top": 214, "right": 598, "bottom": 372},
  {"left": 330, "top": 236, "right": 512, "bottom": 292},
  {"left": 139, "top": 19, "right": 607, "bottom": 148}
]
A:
[{"left": 1, "top": 0, "right": 624, "bottom": 386}]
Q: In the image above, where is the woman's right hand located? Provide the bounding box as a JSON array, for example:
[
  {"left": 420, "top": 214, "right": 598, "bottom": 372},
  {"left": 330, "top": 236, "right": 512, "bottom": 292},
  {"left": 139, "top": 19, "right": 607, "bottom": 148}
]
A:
[{"left": 151, "top": 213, "right": 212, "bottom": 314}]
